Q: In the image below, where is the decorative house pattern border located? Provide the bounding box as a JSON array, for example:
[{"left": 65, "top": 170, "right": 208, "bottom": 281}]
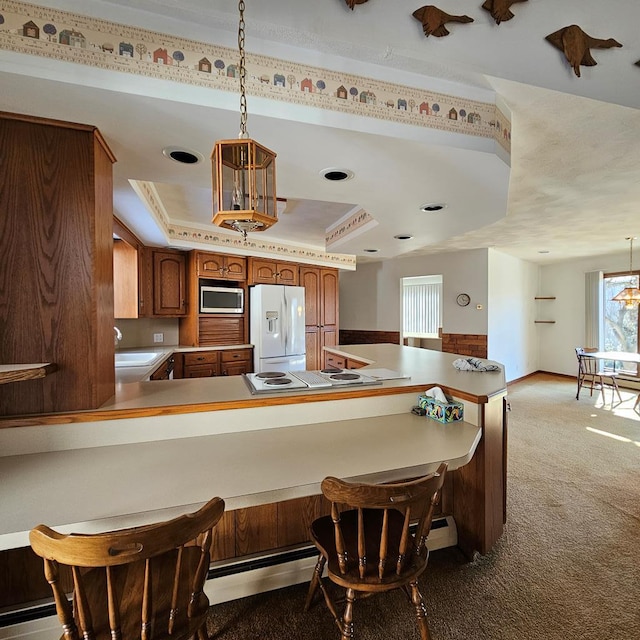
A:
[
  {"left": 326, "top": 208, "right": 376, "bottom": 248},
  {"left": 130, "top": 180, "right": 357, "bottom": 268},
  {"left": 0, "top": 1, "right": 511, "bottom": 154},
  {"left": 0, "top": 1, "right": 510, "bottom": 262}
]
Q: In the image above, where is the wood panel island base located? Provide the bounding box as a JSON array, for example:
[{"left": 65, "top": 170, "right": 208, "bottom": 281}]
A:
[{"left": 0, "top": 345, "right": 507, "bottom": 631}]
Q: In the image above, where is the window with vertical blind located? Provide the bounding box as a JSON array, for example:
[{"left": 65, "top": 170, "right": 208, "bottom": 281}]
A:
[{"left": 402, "top": 276, "right": 442, "bottom": 338}]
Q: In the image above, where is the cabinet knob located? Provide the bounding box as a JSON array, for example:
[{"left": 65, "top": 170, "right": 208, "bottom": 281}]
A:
[{"left": 197, "top": 356, "right": 205, "bottom": 361}]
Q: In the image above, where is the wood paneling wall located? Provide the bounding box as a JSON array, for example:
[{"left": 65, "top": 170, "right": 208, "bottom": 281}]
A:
[
  {"left": 441, "top": 333, "right": 488, "bottom": 358},
  {"left": 339, "top": 329, "right": 400, "bottom": 345},
  {"left": 0, "top": 112, "right": 116, "bottom": 416}
]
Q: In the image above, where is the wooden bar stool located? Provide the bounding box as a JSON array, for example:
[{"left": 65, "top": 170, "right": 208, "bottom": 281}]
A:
[
  {"left": 30, "top": 496, "right": 225, "bottom": 640},
  {"left": 304, "top": 462, "right": 448, "bottom": 640}
]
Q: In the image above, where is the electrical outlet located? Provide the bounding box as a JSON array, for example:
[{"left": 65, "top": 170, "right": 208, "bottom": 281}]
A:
[{"left": 153, "top": 333, "right": 164, "bottom": 343}]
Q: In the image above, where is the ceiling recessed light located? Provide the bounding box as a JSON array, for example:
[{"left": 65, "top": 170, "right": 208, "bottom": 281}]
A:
[
  {"left": 420, "top": 203, "right": 446, "bottom": 212},
  {"left": 394, "top": 234, "right": 413, "bottom": 240},
  {"left": 162, "top": 146, "right": 203, "bottom": 165},
  {"left": 363, "top": 248, "right": 378, "bottom": 253},
  {"left": 320, "top": 168, "right": 354, "bottom": 182}
]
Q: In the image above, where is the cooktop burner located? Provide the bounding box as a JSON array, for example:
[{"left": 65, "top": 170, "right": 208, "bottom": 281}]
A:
[
  {"left": 256, "top": 371, "right": 286, "bottom": 379},
  {"left": 320, "top": 367, "right": 342, "bottom": 374},
  {"left": 264, "top": 377, "right": 293, "bottom": 386},
  {"left": 329, "top": 372, "right": 361, "bottom": 381}
]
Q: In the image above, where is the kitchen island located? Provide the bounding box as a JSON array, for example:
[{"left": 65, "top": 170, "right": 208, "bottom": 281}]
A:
[{"left": 0, "top": 344, "right": 507, "bottom": 618}]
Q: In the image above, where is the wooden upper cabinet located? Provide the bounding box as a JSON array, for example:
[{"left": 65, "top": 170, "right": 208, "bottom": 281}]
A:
[
  {"left": 249, "top": 258, "right": 299, "bottom": 285},
  {"left": 197, "top": 252, "right": 246, "bottom": 281},
  {"left": 152, "top": 249, "right": 187, "bottom": 316}
]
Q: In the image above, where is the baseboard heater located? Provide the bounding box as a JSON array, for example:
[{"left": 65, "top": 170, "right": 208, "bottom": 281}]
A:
[{"left": 0, "top": 516, "right": 456, "bottom": 634}]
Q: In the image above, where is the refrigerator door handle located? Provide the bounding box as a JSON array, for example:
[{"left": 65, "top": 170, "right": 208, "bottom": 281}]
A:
[{"left": 283, "top": 292, "right": 290, "bottom": 354}]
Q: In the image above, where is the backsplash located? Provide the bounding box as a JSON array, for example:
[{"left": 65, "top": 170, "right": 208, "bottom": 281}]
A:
[{"left": 114, "top": 318, "right": 179, "bottom": 349}]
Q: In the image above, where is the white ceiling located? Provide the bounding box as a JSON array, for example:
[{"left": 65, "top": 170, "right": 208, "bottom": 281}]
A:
[{"left": 1, "top": 0, "right": 639, "bottom": 265}]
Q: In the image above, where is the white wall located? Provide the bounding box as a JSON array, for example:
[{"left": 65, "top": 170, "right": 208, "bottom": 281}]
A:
[
  {"left": 340, "top": 249, "right": 489, "bottom": 334},
  {"left": 539, "top": 251, "right": 630, "bottom": 376},
  {"left": 487, "top": 249, "right": 539, "bottom": 381}
]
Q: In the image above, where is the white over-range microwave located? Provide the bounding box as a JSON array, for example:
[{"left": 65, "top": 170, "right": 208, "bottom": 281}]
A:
[{"left": 200, "top": 286, "right": 244, "bottom": 314}]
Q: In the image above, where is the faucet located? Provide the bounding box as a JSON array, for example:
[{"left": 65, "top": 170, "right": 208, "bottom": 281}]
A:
[{"left": 114, "top": 326, "right": 123, "bottom": 348}]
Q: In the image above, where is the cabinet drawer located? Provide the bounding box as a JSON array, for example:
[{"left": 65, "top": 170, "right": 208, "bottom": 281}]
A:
[
  {"left": 183, "top": 364, "right": 218, "bottom": 378},
  {"left": 184, "top": 351, "right": 219, "bottom": 366},
  {"left": 325, "top": 353, "right": 347, "bottom": 369},
  {"left": 221, "top": 349, "right": 251, "bottom": 363}
]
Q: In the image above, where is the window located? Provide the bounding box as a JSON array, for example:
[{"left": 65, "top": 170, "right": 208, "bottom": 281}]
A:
[
  {"left": 603, "top": 271, "right": 639, "bottom": 375},
  {"left": 402, "top": 275, "right": 442, "bottom": 339}
]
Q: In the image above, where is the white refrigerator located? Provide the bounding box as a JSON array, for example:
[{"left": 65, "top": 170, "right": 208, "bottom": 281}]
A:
[{"left": 250, "top": 284, "right": 306, "bottom": 372}]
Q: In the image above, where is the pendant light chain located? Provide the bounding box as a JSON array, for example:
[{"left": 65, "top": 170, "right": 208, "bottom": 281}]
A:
[{"left": 238, "top": 0, "right": 248, "bottom": 138}]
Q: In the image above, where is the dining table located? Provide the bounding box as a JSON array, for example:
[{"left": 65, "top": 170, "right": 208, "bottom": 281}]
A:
[{"left": 583, "top": 350, "right": 640, "bottom": 370}]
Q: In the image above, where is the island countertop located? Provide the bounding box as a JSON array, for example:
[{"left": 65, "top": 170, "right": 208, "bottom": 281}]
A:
[{"left": 0, "top": 344, "right": 505, "bottom": 429}]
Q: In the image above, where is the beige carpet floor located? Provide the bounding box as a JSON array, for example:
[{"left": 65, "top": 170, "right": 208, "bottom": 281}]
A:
[{"left": 206, "top": 374, "right": 640, "bottom": 639}]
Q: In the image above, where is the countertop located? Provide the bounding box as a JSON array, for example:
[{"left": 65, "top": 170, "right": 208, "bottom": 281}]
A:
[
  {"left": 0, "top": 411, "right": 481, "bottom": 549},
  {"left": 114, "top": 344, "right": 253, "bottom": 384},
  {"left": 109, "top": 343, "right": 505, "bottom": 410}
]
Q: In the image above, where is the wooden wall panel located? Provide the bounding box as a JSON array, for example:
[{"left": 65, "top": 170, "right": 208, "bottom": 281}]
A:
[
  {"left": 441, "top": 333, "right": 487, "bottom": 358},
  {"left": 235, "top": 504, "right": 278, "bottom": 556},
  {"left": 277, "top": 495, "right": 330, "bottom": 548},
  {"left": 339, "top": 330, "right": 400, "bottom": 345},
  {"left": 0, "top": 112, "right": 115, "bottom": 416}
]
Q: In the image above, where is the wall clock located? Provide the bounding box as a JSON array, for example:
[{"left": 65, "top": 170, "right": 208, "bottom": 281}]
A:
[{"left": 456, "top": 293, "right": 471, "bottom": 307}]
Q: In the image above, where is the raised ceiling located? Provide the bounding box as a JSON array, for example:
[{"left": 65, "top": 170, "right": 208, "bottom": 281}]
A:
[{"left": 0, "top": 0, "right": 639, "bottom": 265}]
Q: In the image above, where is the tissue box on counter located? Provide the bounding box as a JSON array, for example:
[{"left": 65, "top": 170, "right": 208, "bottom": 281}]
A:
[{"left": 417, "top": 394, "right": 464, "bottom": 423}]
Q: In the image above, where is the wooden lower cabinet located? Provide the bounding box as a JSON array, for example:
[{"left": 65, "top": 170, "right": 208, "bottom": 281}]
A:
[
  {"left": 149, "top": 355, "right": 175, "bottom": 380},
  {"left": 324, "top": 353, "right": 367, "bottom": 370},
  {"left": 221, "top": 349, "right": 252, "bottom": 376},
  {"left": 174, "top": 348, "right": 252, "bottom": 379},
  {"left": 183, "top": 351, "right": 219, "bottom": 378}
]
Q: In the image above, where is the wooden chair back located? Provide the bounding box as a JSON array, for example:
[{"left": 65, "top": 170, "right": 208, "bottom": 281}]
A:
[
  {"left": 29, "top": 496, "right": 225, "bottom": 640},
  {"left": 320, "top": 462, "right": 447, "bottom": 583},
  {"left": 576, "top": 347, "right": 599, "bottom": 376}
]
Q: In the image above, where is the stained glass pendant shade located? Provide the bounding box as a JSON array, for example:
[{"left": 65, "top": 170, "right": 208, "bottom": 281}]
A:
[
  {"left": 612, "top": 237, "right": 640, "bottom": 308},
  {"left": 211, "top": 1, "right": 277, "bottom": 239}
]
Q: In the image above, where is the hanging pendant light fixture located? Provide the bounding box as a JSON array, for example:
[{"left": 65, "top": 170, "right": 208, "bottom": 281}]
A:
[
  {"left": 212, "top": 0, "right": 277, "bottom": 239},
  {"left": 612, "top": 236, "right": 640, "bottom": 308}
]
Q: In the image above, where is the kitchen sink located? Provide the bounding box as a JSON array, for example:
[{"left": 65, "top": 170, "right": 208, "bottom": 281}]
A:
[{"left": 114, "top": 352, "right": 160, "bottom": 368}]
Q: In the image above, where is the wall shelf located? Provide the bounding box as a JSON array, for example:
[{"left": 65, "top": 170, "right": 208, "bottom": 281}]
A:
[{"left": 534, "top": 296, "right": 555, "bottom": 324}]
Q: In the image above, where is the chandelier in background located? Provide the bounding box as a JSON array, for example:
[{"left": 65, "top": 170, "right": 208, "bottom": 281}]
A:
[
  {"left": 212, "top": 0, "right": 277, "bottom": 239},
  {"left": 611, "top": 236, "right": 640, "bottom": 308}
]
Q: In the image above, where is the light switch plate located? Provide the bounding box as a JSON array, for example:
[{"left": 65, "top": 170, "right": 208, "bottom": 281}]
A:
[{"left": 153, "top": 333, "right": 164, "bottom": 343}]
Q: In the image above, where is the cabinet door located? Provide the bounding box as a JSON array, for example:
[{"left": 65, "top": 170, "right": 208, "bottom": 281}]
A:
[
  {"left": 300, "top": 267, "right": 320, "bottom": 329},
  {"left": 249, "top": 258, "right": 277, "bottom": 284},
  {"left": 113, "top": 239, "right": 139, "bottom": 319},
  {"left": 305, "top": 329, "right": 321, "bottom": 371},
  {"left": 276, "top": 262, "right": 299, "bottom": 286},
  {"left": 225, "top": 255, "right": 247, "bottom": 281},
  {"left": 197, "top": 252, "right": 226, "bottom": 278},
  {"left": 149, "top": 355, "right": 174, "bottom": 380},
  {"left": 320, "top": 269, "right": 339, "bottom": 328},
  {"left": 153, "top": 250, "right": 187, "bottom": 316}
]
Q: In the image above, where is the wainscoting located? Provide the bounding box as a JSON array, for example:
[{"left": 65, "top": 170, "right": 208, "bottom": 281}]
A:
[
  {"left": 339, "top": 329, "right": 400, "bottom": 344},
  {"left": 441, "top": 333, "right": 488, "bottom": 358}
]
